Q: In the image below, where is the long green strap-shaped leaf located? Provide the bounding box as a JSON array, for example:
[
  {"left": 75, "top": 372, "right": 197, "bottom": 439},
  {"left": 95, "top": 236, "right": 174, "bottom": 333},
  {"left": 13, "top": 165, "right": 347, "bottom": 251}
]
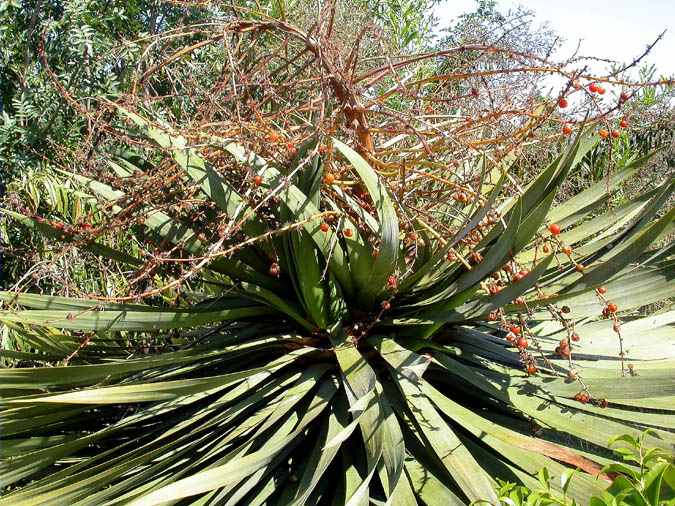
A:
[
  {"left": 374, "top": 337, "right": 497, "bottom": 503},
  {"left": 561, "top": 205, "right": 675, "bottom": 294},
  {"left": 125, "top": 379, "right": 338, "bottom": 506},
  {"left": 548, "top": 150, "right": 658, "bottom": 226},
  {"left": 0, "top": 305, "right": 274, "bottom": 331},
  {"left": 332, "top": 139, "right": 400, "bottom": 307}
]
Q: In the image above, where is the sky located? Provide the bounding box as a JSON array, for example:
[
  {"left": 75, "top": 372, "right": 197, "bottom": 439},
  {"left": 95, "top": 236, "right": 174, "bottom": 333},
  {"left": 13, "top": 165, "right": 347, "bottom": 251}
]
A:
[{"left": 433, "top": 0, "right": 675, "bottom": 77}]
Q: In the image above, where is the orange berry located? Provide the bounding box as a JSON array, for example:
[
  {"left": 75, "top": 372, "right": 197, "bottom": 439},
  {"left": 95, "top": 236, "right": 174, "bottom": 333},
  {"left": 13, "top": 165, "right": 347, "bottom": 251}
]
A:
[
  {"left": 561, "top": 245, "right": 573, "bottom": 256},
  {"left": 527, "top": 363, "right": 537, "bottom": 375},
  {"left": 599, "top": 129, "right": 609, "bottom": 139},
  {"left": 343, "top": 228, "right": 353, "bottom": 238},
  {"left": 265, "top": 131, "right": 281, "bottom": 142},
  {"left": 575, "top": 263, "right": 585, "bottom": 273},
  {"left": 516, "top": 337, "right": 528, "bottom": 349},
  {"left": 606, "top": 302, "right": 618, "bottom": 313},
  {"left": 320, "top": 222, "right": 330, "bottom": 233},
  {"left": 548, "top": 223, "right": 561, "bottom": 235},
  {"left": 620, "top": 118, "right": 629, "bottom": 128},
  {"left": 253, "top": 175, "right": 263, "bottom": 186},
  {"left": 323, "top": 173, "right": 335, "bottom": 185},
  {"left": 596, "top": 286, "right": 607, "bottom": 294},
  {"left": 558, "top": 97, "right": 568, "bottom": 108},
  {"left": 597, "top": 86, "right": 606, "bottom": 95},
  {"left": 562, "top": 124, "right": 573, "bottom": 136},
  {"left": 510, "top": 325, "right": 521, "bottom": 335}
]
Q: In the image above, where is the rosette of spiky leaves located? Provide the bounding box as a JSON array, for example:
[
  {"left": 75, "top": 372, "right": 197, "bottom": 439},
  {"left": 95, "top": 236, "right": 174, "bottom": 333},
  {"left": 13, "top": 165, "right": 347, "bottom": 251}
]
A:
[{"left": 1, "top": 110, "right": 674, "bottom": 506}]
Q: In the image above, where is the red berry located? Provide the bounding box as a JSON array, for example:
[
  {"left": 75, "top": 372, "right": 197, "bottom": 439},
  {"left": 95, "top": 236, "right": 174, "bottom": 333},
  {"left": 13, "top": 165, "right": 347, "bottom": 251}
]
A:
[
  {"left": 575, "top": 263, "right": 585, "bottom": 273},
  {"left": 606, "top": 302, "right": 618, "bottom": 313},
  {"left": 588, "top": 83, "right": 598, "bottom": 93},
  {"left": 561, "top": 245, "right": 573, "bottom": 256},
  {"left": 558, "top": 97, "right": 568, "bottom": 108},
  {"left": 574, "top": 391, "right": 590, "bottom": 404},
  {"left": 510, "top": 325, "right": 521, "bottom": 335},
  {"left": 286, "top": 142, "right": 297, "bottom": 156},
  {"left": 597, "top": 86, "right": 606, "bottom": 95},
  {"left": 505, "top": 332, "right": 516, "bottom": 343},
  {"left": 343, "top": 228, "right": 353, "bottom": 238},
  {"left": 446, "top": 251, "right": 457, "bottom": 262},
  {"left": 596, "top": 286, "right": 607, "bottom": 294},
  {"left": 599, "top": 129, "right": 609, "bottom": 139},
  {"left": 253, "top": 175, "right": 263, "bottom": 186},
  {"left": 516, "top": 337, "right": 528, "bottom": 349},
  {"left": 527, "top": 363, "right": 537, "bottom": 375},
  {"left": 470, "top": 87, "right": 479, "bottom": 98},
  {"left": 324, "top": 173, "right": 335, "bottom": 185},
  {"left": 381, "top": 300, "right": 391, "bottom": 311},
  {"left": 320, "top": 222, "right": 330, "bottom": 233},
  {"left": 562, "top": 124, "right": 573, "bottom": 136},
  {"left": 611, "top": 129, "right": 620, "bottom": 138},
  {"left": 548, "top": 223, "right": 561, "bottom": 235},
  {"left": 571, "top": 332, "right": 580, "bottom": 342},
  {"left": 269, "top": 262, "right": 280, "bottom": 277},
  {"left": 387, "top": 275, "right": 398, "bottom": 290},
  {"left": 318, "top": 144, "right": 329, "bottom": 155},
  {"left": 619, "top": 118, "right": 629, "bottom": 129}
]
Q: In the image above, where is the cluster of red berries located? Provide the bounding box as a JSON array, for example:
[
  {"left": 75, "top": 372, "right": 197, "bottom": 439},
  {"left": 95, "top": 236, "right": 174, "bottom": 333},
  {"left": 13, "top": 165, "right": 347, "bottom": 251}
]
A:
[
  {"left": 574, "top": 391, "right": 591, "bottom": 404},
  {"left": 588, "top": 82, "right": 606, "bottom": 95}
]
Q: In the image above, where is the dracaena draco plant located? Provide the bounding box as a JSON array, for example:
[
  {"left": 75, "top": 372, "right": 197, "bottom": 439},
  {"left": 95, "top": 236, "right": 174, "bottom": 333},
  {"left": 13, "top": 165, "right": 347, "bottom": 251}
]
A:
[{"left": 1, "top": 102, "right": 673, "bottom": 506}]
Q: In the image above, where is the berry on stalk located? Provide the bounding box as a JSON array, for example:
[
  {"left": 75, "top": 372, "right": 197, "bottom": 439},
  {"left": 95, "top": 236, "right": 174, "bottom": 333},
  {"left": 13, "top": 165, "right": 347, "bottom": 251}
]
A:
[
  {"left": 548, "top": 223, "right": 561, "bottom": 235},
  {"left": 606, "top": 302, "right": 618, "bottom": 313},
  {"left": 558, "top": 97, "right": 568, "bottom": 108},
  {"left": 619, "top": 118, "right": 629, "bottom": 128},
  {"left": 253, "top": 175, "right": 263, "bottom": 186},
  {"left": 320, "top": 222, "right": 330, "bottom": 233},
  {"left": 611, "top": 129, "right": 620, "bottom": 138},
  {"left": 516, "top": 337, "right": 528, "bottom": 349},
  {"left": 562, "top": 124, "right": 573, "bottom": 136}
]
